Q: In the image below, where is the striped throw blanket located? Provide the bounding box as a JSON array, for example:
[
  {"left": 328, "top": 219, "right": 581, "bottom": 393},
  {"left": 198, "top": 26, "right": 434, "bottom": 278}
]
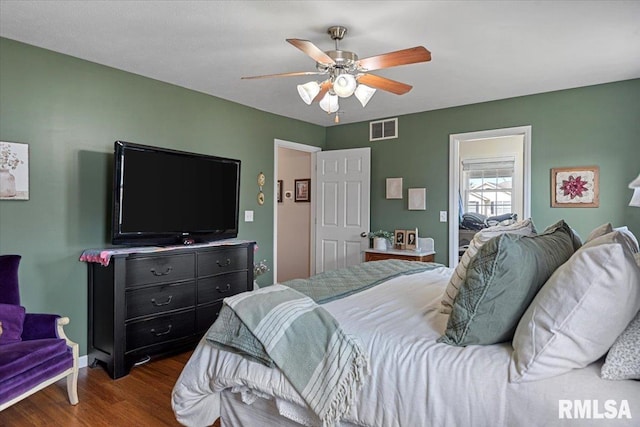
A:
[{"left": 207, "top": 284, "right": 369, "bottom": 426}]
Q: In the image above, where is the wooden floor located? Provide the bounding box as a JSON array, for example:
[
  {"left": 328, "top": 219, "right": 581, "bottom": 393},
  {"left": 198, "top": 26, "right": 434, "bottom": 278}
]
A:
[{"left": 1, "top": 351, "right": 220, "bottom": 426}]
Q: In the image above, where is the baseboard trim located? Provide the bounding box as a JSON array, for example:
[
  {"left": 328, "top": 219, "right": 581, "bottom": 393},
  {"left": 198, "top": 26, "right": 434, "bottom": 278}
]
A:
[{"left": 79, "top": 355, "right": 88, "bottom": 369}]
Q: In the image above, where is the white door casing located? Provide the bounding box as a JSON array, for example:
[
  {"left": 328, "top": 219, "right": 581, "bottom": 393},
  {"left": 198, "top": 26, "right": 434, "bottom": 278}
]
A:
[
  {"left": 448, "top": 126, "right": 531, "bottom": 267},
  {"left": 314, "top": 147, "right": 371, "bottom": 274}
]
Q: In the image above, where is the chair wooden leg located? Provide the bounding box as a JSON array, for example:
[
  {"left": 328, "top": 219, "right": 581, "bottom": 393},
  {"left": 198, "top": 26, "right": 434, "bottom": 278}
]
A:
[{"left": 57, "top": 316, "right": 80, "bottom": 405}]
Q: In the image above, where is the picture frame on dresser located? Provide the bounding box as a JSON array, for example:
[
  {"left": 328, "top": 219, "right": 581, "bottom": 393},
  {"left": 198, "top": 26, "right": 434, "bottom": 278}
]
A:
[{"left": 394, "top": 229, "right": 406, "bottom": 250}]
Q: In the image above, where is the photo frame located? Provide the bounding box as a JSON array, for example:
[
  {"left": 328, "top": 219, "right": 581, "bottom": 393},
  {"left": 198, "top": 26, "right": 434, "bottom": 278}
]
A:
[
  {"left": 277, "top": 180, "right": 283, "bottom": 203},
  {"left": 551, "top": 166, "right": 599, "bottom": 208},
  {"left": 0, "top": 141, "right": 29, "bottom": 200},
  {"left": 394, "top": 229, "right": 406, "bottom": 250},
  {"left": 386, "top": 177, "right": 403, "bottom": 199},
  {"left": 295, "top": 178, "right": 311, "bottom": 202},
  {"left": 408, "top": 188, "right": 426, "bottom": 210},
  {"left": 405, "top": 230, "right": 417, "bottom": 250}
]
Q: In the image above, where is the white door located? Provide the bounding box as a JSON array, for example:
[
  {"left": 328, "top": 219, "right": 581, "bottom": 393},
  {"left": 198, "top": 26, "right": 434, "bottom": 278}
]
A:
[{"left": 314, "top": 147, "right": 371, "bottom": 274}]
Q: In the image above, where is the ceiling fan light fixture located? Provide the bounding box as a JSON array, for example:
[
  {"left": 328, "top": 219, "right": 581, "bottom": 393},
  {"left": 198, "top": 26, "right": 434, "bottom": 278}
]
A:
[
  {"left": 354, "top": 84, "right": 376, "bottom": 107},
  {"left": 297, "top": 81, "right": 321, "bottom": 105},
  {"left": 319, "top": 93, "right": 339, "bottom": 113},
  {"left": 333, "top": 73, "right": 357, "bottom": 98}
]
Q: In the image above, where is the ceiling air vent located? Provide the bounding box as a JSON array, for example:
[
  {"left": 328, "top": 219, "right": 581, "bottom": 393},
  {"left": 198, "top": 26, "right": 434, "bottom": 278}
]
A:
[{"left": 370, "top": 118, "right": 398, "bottom": 141}]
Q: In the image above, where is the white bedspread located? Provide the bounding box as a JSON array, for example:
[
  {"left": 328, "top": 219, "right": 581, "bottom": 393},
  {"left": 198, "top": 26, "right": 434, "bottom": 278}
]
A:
[{"left": 172, "top": 266, "right": 640, "bottom": 426}]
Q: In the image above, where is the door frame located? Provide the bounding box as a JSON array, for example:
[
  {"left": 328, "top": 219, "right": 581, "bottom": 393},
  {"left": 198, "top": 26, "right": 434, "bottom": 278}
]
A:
[
  {"left": 273, "top": 139, "right": 321, "bottom": 283},
  {"left": 448, "top": 126, "right": 532, "bottom": 267}
]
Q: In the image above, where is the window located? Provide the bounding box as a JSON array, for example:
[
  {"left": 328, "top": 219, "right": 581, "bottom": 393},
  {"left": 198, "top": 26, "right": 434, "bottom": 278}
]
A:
[{"left": 462, "top": 158, "right": 515, "bottom": 217}]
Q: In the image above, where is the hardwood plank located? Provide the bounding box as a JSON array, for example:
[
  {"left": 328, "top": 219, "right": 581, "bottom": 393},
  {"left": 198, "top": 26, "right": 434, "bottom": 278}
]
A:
[{"left": 0, "top": 351, "right": 220, "bottom": 426}]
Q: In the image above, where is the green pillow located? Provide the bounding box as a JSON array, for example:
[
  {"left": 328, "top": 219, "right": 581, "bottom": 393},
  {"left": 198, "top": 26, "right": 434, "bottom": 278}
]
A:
[{"left": 438, "top": 220, "right": 576, "bottom": 346}]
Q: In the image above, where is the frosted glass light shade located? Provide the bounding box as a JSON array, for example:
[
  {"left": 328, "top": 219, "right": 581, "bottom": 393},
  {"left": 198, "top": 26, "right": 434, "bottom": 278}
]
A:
[
  {"left": 297, "top": 81, "right": 321, "bottom": 105},
  {"left": 333, "top": 74, "right": 357, "bottom": 98},
  {"left": 319, "top": 93, "right": 339, "bottom": 113},
  {"left": 354, "top": 84, "right": 376, "bottom": 107}
]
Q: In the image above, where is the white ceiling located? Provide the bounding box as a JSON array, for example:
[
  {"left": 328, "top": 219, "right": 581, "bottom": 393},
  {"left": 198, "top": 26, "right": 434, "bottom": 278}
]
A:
[{"left": 1, "top": 1, "right": 639, "bottom": 127}]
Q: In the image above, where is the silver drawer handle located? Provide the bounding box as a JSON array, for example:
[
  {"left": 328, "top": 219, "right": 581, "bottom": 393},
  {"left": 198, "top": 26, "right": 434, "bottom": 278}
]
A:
[
  {"left": 216, "top": 259, "right": 231, "bottom": 267},
  {"left": 151, "top": 295, "right": 173, "bottom": 307},
  {"left": 150, "top": 324, "right": 172, "bottom": 336},
  {"left": 216, "top": 284, "right": 231, "bottom": 293},
  {"left": 150, "top": 266, "right": 173, "bottom": 276}
]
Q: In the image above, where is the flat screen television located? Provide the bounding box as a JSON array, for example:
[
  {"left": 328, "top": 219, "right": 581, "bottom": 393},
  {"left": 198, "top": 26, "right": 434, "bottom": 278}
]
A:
[{"left": 112, "top": 141, "right": 241, "bottom": 246}]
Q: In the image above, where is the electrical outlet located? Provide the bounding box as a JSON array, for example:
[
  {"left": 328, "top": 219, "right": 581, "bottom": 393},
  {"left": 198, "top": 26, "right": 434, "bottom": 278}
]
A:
[
  {"left": 244, "top": 210, "right": 254, "bottom": 222},
  {"left": 439, "top": 211, "right": 447, "bottom": 222}
]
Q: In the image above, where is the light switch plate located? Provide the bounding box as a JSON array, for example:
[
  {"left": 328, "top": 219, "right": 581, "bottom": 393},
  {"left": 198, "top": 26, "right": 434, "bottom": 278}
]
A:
[
  {"left": 244, "top": 210, "right": 254, "bottom": 222},
  {"left": 439, "top": 211, "right": 447, "bottom": 222}
]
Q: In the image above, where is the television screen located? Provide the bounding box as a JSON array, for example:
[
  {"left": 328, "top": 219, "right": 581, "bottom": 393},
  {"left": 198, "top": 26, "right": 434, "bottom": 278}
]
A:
[{"left": 112, "top": 141, "right": 240, "bottom": 245}]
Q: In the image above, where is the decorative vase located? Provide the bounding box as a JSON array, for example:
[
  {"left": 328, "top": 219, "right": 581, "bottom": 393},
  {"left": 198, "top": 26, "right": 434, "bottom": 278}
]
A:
[
  {"left": 0, "top": 168, "right": 17, "bottom": 197},
  {"left": 373, "top": 237, "right": 388, "bottom": 251}
]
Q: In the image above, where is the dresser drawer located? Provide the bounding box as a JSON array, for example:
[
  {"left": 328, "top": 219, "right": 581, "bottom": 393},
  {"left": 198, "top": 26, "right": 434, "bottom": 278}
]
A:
[
  {"left": 126, "top": 254, "right": 195, "bottom": 288},
  {"left": 197, "top": 271, "right": 248, "bottom": 304},
  {"left": 126, "top": 282, "right": 195, "bottom": 320},
  {"left": 196, "top": 301, "right": 224, "bottom": 333},
  {"left": 125, "top": 310, "right": 195, "bottom": 352},
  {"left": 197, "top": 248, "right": 248, "bottom": 277}
]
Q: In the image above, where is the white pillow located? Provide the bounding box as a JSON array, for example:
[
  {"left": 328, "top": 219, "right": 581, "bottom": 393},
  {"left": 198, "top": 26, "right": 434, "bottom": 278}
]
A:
[
  {"left": 510, "top": 231, "right": 640, "bottom": 383},
  {"left": 613, "top": 226, "right": 639, "bottom": 253},
  {"left": 441, "top": 219, "right": 537, "bottom": 314}
]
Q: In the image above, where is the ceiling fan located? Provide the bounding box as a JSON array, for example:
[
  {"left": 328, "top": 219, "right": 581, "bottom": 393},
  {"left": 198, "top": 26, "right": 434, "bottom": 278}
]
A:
[{"left": 242, "top": 26, "right": 431, "bottom": 121}]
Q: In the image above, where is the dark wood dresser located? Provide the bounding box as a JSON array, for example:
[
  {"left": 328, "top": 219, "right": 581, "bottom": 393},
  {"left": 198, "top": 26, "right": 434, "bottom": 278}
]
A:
[{"left": 86, "top": 241, "right": 254, "bottom": 378}]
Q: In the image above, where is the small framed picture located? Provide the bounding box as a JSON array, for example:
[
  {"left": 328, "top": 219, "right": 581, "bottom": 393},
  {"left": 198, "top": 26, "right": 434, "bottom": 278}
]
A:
[
  {"left": 0, "top": 141, "right": 29, "bottom": 200},
  {"left": 405, "top": 230, "right": 417, "bottom": 250},
  {"left": 386, "top": 177, "right": 403, "bottom": 199},
  {"left": 394, "top": 229, "right": 406, "bottom": 250},
  {"left": 295, "top": 178, "right": 311, "bottom": 202},
  {"left": 408, "top": 188, "right": 426, "bottom": 210},
  {"left": 551, "top": 166, "right": 599, "bottom": 208},
  {"left": 277, "top": 180, "right": 283, "bottom": 203}
]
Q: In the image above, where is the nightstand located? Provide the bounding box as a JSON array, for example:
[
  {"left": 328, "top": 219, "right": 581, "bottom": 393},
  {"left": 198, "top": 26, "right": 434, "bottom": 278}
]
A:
[{"left": 364, "top": 249, "right": 435, "bottom": 263}]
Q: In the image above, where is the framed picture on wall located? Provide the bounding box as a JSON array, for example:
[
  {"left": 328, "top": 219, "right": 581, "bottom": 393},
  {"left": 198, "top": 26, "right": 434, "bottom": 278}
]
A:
[
  {"left": 295, "top": 178, "right": 311, "bottom": 202},
  {"left": 551, "top": 166, "right": 599, "bottom": 208},
  {"left": 0, "top": 141, "right": 29, "bottom": 200},
  {"left": 277, "top": 180, "right": 283, "bottom": 203}
]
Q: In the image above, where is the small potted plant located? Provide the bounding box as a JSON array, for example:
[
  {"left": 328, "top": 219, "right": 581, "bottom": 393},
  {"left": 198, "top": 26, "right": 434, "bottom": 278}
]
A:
[{"left": 367, "top": 230, "right": 394, "bottom": 250}]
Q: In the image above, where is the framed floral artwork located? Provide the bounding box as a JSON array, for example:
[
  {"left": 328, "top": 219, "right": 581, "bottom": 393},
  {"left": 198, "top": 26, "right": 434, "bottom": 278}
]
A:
[
  {"left": 0, "top": 141, "right": 29, "bottom": 200},
  {"left": 551, "top": 166, "right": 599, "bottom": 208}
]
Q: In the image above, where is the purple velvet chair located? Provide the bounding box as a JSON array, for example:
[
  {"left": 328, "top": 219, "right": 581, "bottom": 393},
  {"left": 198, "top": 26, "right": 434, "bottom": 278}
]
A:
[{"left": 0, "top": 255, "right": 79, "bottom": 410}]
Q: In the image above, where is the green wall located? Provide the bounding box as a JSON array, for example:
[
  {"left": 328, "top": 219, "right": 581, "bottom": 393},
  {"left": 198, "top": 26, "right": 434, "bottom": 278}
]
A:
[
  {"left": 1, "top": 36, "right": 639, "bottom": 356},
  {"left": 0, "top": 38, "right": 325, "bottom": 354},
  {"left": 326, "top": 79, "right": 640, "bottom": 264}
]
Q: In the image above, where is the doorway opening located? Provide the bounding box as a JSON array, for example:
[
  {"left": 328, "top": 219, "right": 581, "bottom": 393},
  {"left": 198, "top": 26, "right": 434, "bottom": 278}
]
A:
[
  {"left": 448, "top": 126, "right": 532, "bottom": 267},
  {"left": 273, "top": 139, "right": 320, "bottom": 283}
]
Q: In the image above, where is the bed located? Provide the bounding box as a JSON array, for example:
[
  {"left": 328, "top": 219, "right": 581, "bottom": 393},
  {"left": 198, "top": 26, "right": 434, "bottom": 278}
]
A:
[{"left": 172, "top": 220, "right": 640, "bottom": 426}]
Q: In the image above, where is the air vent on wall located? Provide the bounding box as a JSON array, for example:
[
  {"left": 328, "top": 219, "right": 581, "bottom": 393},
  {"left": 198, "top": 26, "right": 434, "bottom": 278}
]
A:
[{"left": 370, "top": 118, "right": 398, "bottom": 141}]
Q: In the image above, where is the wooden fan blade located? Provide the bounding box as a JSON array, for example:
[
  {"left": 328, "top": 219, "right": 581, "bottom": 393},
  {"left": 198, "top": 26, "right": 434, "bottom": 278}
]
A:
[
  {"left": 241, "top": 71, "right": 326, "bottom": 80},
  {"left": 287, "top": 39, "right": 336, "bottom": 65},
  {"left": 358, "top": 74, "right": 413, "bottom": 95},
  {"left": 357, "top": 46, "right": 431, "bottom": 72},
  {"left": 313, "top": 80, "right": 332, "bottom": 102}
]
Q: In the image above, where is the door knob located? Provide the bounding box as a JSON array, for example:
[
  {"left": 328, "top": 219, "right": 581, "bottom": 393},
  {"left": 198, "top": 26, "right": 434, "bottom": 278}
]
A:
[{"left": 360, "top": 232, "right": 368, "bottom": 238}]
